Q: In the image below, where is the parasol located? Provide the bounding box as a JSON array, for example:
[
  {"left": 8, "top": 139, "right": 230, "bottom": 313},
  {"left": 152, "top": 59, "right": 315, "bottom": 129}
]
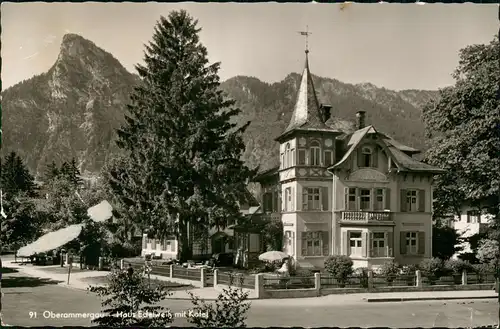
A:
[
  {"left": 258, "top": 250, "right": 288, "bottom": 262},
  {"left": 17, "top": 224, "right": 84, "bottom": 257}
]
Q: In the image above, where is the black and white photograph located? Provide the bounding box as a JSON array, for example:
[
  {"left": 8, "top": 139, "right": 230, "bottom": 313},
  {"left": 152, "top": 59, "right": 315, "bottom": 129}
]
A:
[{"left": 0, "top": 2, "right": 499, "bottom": 327}]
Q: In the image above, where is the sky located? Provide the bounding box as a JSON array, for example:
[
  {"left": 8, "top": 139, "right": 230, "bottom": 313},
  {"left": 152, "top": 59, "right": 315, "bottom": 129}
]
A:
[{"left": 1, "top": 3, "right": 498, "bottom": 91}]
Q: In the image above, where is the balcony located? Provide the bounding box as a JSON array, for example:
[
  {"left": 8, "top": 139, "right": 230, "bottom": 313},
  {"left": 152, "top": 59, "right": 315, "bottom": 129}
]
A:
[
  {"left": 340, "top": 211, "right": 394, "bottom": 224},
  {"left": 262, "top": 212, "right": 281, "bottom": 222}
]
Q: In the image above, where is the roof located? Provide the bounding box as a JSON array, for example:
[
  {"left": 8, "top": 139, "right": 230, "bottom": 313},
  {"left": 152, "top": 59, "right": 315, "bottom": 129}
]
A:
[
  {"left": 253, "top": 166, "right": 279, "bottom": 182},
  {"left": 331, "top": 125, "right": 444, "bottom": 174},
  {"left": 276, "top": 52, "right": 340, "bottom": 142}
]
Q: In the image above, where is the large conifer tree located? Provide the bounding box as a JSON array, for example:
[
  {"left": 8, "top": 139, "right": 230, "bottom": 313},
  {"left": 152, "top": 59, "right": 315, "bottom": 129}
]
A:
[{"left": 107, "top": 10, "right": 255, "bottom": 261}]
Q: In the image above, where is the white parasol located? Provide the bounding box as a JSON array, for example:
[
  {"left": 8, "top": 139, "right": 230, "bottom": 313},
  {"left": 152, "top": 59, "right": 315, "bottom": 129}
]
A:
[
  {"left": 17, "top": 224, "right": 84, "bottom": 257},
  {"left": 258, "top": 250, "right": 288, "bottom": 262},
  {"left": 87, "top": 200, "right": 113, "bottom": 223}
]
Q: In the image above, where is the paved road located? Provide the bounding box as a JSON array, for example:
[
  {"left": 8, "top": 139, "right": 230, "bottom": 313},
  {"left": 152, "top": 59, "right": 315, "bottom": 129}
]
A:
[{"left": 2, "top": 271, "right": 499, "bottom": 327}]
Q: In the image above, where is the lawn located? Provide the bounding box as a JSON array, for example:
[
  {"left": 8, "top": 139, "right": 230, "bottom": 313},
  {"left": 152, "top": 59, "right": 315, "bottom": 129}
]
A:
[{"left": 79, "top": 275, "right": 195, "bottom": 291}]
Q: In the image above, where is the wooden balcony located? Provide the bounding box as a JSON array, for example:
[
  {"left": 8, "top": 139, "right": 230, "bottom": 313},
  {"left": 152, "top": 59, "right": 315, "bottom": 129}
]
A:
[{"left": 340, "top": 211, "right": 394, "bottom": 224}]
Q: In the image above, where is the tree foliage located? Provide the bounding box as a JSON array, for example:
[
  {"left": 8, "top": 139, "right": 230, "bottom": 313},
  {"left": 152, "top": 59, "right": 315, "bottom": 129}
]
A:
[
  {"left": 432, "top": 224, "right": 462, "bottom": 260},
  {"left": 187, "top": 286, "right": 251, "bottom": 328},
  {"left": 476, "top": 239, "right": 500, "bottom": 267},
  {"left": 1, "top": 151, "right": 37, "bottom": 198},
  {"left": 106, "top": 11, "right": 256, "bottom": 261},
  {"left": 88, "top": 268, "right": 173, "bottom": 327},
  {"left": 423, "top": 35, "right": 499, "bottom": 221}
]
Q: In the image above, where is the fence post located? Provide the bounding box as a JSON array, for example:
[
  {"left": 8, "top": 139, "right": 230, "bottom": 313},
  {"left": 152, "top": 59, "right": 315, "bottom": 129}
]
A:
[
  {"left": 120, "top": 259, "right": 124, "bottom": 270},
  {"left": 98, "top": 257, "right": 103, "bottom": 271},
  {"left": 314, "top": 273, "right": 321, "bottom": 296},
  {"left": 169, "top": 265, "right": 174, "bottom": 279},
  {"left": 415, "top": 270, "right": 422, "bottom": 287},
  {"left": 462, "top": 269, "right": 467, "bottom": 285},
  {"left": 213, "top": 269, "right": 218, "bottom": 287},
  {"left": 255, "top": 273, "right": 264, "bottom": 299},
  {"left": 368, "top": 271, "right": 374, "bottom": 291},
  {"left": 200, "top": 268, "right": 206, "bottom": 288}
]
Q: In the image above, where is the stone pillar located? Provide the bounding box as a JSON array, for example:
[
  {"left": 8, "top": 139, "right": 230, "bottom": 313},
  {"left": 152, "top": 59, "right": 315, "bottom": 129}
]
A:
[
  {"left": 462, "top": 269, "right": 467, "bottom": 285},
  {"left": 213, "top": 269, "right": 219, "bottom": 287},
  {"left": 314, "top": 272, "right": 321, "bottom": 295},
  {"left": 98, "top": 257, "right": 103, "bottom": 271},
  {"left": 65, "top": 253, "right": 70, "bottom": 265},
  {"left": 169, "top": 265, "right": 174, "bottom": 279},
  {"left": 200, "top": 268, "right": 206, "bottom": 288},
  {"left": 368, "top": 271, "right": 374, "bottom": 290},
  {"left": 415, "top": 270, "right": 422, "bottom": 287},
  {"left": 120, "top": 259, "right": 124, "bottom": 270},
  {"left": 255, "top": 273, "right": 264, "bottom": 299}
]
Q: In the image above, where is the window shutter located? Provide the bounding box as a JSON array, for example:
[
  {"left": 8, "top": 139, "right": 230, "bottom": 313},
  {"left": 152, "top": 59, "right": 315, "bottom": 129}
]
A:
[
  {"left": 171, "top": 240, "right": 176, "bottom": 252},
  {"left": 418, "top": 232, "right": 425, "bottom": 255},
  {"left": 387, "top": 232, "right": 394, "bottom": 256},
  {"left": 273, "top": 192, "right": 279, "bottom": 213},
  {"left": 142, "top": 234, "right": 147, "bottom": 249},
  {"left": 291, "top": 187, "right": 295, "bottom": 211},
  {"left": 322, "top": 231, "right": 329, "bottom": 256},
  {"left": 371, "top": 188, "right": 375, "bottom": 211},
  {"left": 400, "top": 231, "right": 407, "bottom": 254},
  {"left": 301, "top": 232, "right": 307, "bottom": 256},
  {"left": 322, "top": 187, "right": 329, "bottom": 211},
  {"left": 344, "top": 187, "right": 349, "bottom": 210},
  {"left": 152, "top": 239, "right": 156, "bottom": 249},
  {"left": 418, "top": 190, "right": 426, "bottom": 212},
  {"left": 385, "top": 188, "right": 391, "bottom": 210},
  {"left": 369, "top": 232, "right": 374, "bottom": 257},
  {"left": 400, "top": 189, "right": 407, "bottom": 212},
  {"left": 342, "top": 231, "right": 349, "bottom": 256},
  {"left": 356, "top": 188, "right": 361, "bottom": 211},
  {"left": 357, "top": 148, "right": 363, "bottom": 168},
  {"left": 302, "top": 189, "right": 308, "bottom": 211},
  {"left": 291, "top": 149, "right": 296, "bottom": 166},
  {"left": 362, "top": 232, "right": 368, "bottom": 257},
  {"left": 372, "top": 147, "right": 378, "bottom": 168},
  {"left": 298, "top": 149, "right": 306, "bottom": 165},
  {"left": 280, "top": 153, "right": 284, "bottom": 169},
  {"left": 282, "top": 189, "right": 286, "bottom": 212}
]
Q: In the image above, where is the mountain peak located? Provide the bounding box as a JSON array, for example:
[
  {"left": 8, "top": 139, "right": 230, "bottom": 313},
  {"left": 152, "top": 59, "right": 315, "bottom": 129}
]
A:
[{"left": 58, "top": 33, "right": 104, "bottom": 60}]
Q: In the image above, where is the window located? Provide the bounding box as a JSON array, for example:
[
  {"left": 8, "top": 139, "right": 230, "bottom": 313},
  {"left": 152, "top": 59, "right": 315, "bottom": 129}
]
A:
[
  {"left": 162, "top": 240, "right": 171, "bottom": 251},
  {"left": 361, "top": 147, "right": 372, "bottom": 168},
  {"left": 347, "top": 188, "right": 357, "bottom": 210},
  {"left": 467, "top": 210, "right": 480, "bottom": 223},
  {"left": 284, "top": 143, "right": 291, "bottom": 168},
  {"left": 374, "top": 189, "right": 384, "bottom": 211},
  {"left": 406, "top": 232, "right": 418, "bottom": 254},
  {"left": 310, "top": 141, "right": 321, "bottom": 166},
  {"left": 360, "top": 189, "right": 371, "bottom": 210},
  {"left": 285, "top": 187, "right": 292, "bottom": 211},
  {"left": 280, "top": 153, "right": 285, "bottom": 169},
  {"left": 372, "top": 232, "right": 385, "bottom": 257},
  {"left": 349, "top": 232, "right": 363, "bottom": 256},
  {"left": 302, "top": 187, "right": 321, "bottom": 210},
  {"left": 406, "top": 190, "right": 418, "bottom": 212},
  {"left": 263, "top": 192, "right": 273, "bottom": 212},
  {"left": 302, "top": 231, "right": 325, "bottom": 256},
  {"left": 324, "top": 150, "right": 333, "bottom": 167},
  {"left": 298, "top": 149, "right": 306, "bottom": 165}
]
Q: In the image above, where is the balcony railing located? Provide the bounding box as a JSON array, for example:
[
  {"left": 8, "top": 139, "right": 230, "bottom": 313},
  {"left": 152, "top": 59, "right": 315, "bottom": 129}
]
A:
[
  {"left": 262, "top": 212, "right": 281, "bottom": 222},
  {"left": 341, "top": 211, "right": 393, "bottom": 223}
]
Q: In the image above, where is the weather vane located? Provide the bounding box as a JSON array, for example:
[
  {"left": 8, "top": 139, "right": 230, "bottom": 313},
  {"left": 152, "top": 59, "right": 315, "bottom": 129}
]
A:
[{"left": 298, "top": 26, "right": 312, "bottom": 53}]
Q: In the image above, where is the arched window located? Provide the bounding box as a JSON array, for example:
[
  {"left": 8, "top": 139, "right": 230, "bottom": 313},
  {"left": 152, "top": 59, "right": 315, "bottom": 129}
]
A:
[
  {"left": 285, "top": 143, "right": 291, "bottom": 168},
  {"left": 310, "top": 141, "right": 321, "bottom": 166},
  {"left": 361, "top": 146, "right": 372, "bottom": 167}
]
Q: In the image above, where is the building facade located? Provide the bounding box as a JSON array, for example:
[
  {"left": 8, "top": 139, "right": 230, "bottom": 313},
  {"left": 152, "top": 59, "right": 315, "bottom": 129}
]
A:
[
  {"left": 254, "top": 50, "right": 444, "bottom": 270},
  {"left": 452, "top": 206, "right": 494, "bottom": 256}
]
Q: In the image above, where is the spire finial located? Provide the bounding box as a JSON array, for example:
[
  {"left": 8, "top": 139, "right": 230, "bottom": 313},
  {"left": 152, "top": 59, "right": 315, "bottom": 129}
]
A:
[{"left": 298, "top": 26, "right": 312, "bottom": 54}]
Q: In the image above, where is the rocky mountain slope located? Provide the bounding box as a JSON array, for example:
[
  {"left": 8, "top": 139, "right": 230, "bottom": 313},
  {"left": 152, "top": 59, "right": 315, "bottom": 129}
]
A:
[{"left": 1, "top": 34, "right": 439, "bottom": 177}]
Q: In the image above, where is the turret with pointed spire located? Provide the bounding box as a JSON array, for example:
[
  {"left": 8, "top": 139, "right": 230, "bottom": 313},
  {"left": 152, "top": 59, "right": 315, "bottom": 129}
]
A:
[{"left": 276, "top": 38, "right": 337, "bottom": 142}]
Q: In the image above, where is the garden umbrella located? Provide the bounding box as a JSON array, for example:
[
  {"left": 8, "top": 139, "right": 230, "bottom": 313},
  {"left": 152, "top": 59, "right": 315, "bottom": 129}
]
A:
[
  {"left": 258, "top": 251, "right": 288, "bottom": 262},
  {"left": 17, "top": 224, "right": 84, "bottom": 257},
  {"left": 87, "top": 200, "right": 113, "bottom": 223}
]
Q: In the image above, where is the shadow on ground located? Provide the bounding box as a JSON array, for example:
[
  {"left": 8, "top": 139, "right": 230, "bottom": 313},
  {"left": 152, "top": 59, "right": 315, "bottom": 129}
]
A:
[
  {"left": 1, "top": 267, "right": 19, "bottom": 274},
  {"left": 1, "top": 276, "right": 63, "bottom": 288}
]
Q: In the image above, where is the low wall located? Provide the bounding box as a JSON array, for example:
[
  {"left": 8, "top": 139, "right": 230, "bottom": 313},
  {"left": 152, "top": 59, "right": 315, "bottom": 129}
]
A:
[
  {"left": 263, "top": 288, "right": 319, "bottom": 299},
  {"left": 319, "top": 283, "right": 494, "bottom": 296}
]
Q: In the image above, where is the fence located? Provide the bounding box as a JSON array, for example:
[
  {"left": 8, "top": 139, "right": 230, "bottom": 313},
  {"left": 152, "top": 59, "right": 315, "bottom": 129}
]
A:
[
  {"left": 217, "top": 271, "right": 255, "bottom": 289},
  {"left": 259, "top": 269, "right": 498, "bottom": 299}
]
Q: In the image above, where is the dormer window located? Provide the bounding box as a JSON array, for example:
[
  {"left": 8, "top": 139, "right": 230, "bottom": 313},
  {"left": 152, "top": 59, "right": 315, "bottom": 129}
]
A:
[
  {"left": 360, "top": 146, "right": 372, "bottom": 168},
  {"left": 310, "top": 141, "right": 321, "bottom": 166}
]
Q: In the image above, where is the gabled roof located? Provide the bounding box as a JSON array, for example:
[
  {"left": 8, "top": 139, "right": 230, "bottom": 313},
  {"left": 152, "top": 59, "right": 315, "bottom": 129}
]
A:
[
  {"left": 276, "top": 52, "right": 340, "bottom": 142},
  {"left": 330, "top": 125, "right": 444, "bottom": 174}
]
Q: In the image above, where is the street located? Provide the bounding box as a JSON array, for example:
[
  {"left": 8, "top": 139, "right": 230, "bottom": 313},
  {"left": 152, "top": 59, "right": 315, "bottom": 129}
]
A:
[{"left": 2, "top": 270, "right": 499, "bottom": 327}]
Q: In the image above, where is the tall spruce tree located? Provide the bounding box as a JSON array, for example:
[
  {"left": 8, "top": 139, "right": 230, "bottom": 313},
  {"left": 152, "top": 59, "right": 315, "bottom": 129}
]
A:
[
  {"left": 107, "top": 11, "right": 255, "bottom": 261},
  {"left": 0, "top": 151, "right": 37, "bottom": 198}
]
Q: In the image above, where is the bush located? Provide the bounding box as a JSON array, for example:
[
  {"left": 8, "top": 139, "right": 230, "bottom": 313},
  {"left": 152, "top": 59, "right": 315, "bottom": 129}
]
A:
[
  {"left": 354, "top": 267, "right": 370, "bottom": 288},
  {"left": 88, "top": 268, "right": 173, "bottom": 327},
  {"left": 444, "top": 259, "right": 472, "bottom": 275},
  {"left": 294, "top": 268, "right": 314, "bottom": 286},
  {"left": 187, "top": 287, "right": 251, "bottom": 327},
  {"left": 400, "top": 264, "right": 419, "bottom": 275},
  {"left": 379, "top": 261, "right": 400, "bottom": 283},
  {"left": 419, "top": 258, "right": 445, "bottom": 283},
  {"left": 324, "top": 255, "right": 353, "bottom": 285}
]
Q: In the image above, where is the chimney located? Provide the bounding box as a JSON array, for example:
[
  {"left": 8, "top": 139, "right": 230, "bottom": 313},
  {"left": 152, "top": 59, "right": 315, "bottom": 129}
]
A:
[
  {"left": 321, "top": 104, "right": 332, "bottom": 123},
  {"left": 356, "top": 111, "right": 366, "bottom": 129}
]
